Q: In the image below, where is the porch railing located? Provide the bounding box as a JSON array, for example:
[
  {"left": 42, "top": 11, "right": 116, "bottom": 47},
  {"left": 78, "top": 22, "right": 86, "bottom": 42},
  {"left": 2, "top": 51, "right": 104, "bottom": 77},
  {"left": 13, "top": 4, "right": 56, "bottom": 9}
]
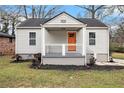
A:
[{"left": 45, "top": 43, "right": 83, "bottom": 56}]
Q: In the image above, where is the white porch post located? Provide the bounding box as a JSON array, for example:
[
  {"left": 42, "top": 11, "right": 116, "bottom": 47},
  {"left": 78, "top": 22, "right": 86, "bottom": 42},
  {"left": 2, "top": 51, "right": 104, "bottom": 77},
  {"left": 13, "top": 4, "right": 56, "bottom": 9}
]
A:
[
  {"left": 62, "top": 44, "right": 65, "bottom": 56},
  {"left": 41, "top": 27, "right": 45, "bottom": 56},
  {"left": 82, "top": 27, "right": 86, "bottom": 55},
  {"left": 82, "top": 27, "right": 87, "bottom": 65}
]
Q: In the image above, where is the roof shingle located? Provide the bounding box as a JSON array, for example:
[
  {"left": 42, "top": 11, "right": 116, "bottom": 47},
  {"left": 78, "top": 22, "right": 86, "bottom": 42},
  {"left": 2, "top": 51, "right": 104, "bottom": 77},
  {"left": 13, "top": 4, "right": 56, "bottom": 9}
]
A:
[
  {"left": 78, "top": 18, "right": 107, "bottom": 27},
  {"left": 17, "top": 18, "right": 50, "bottom": 27}
]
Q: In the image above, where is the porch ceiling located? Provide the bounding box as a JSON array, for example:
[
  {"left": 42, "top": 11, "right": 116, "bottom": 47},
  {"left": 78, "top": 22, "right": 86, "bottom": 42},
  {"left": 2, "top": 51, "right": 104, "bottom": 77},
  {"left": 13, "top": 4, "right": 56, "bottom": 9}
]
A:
[{"left": 46, "top": 27, "right": 81, "bottom": 31}]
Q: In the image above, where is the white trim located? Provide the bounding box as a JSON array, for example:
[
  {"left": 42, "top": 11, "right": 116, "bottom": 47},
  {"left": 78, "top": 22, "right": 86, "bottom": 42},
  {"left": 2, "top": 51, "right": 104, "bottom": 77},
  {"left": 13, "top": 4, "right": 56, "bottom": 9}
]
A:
[
  {"left": 82, "top": 27, "right": 86, "bottom": 55},
  {"left": 16, "top": 27, "right": 41, "bottom": 29},
  {"left": 89, "top": 32, "right": 96, "bottom": 45},
  {"left": 86, "top": 27, "right": 108, "bottom": 29},
  {"left": 62, "top": 44, "right": 65, "bottom": 56},
  {"left": 41, "top": 27, "right": 45, "bottom": 56},
  {"left": 45, "top": 43, "right": 82, "bottom": 46},
  {"left": 43, "top": 24, "right": 85, "bottom": 28},
  {"left": 16, "top": 26, "right": 108, "bottom": 29},
  {"left": 82, "top": 27, "right": 87, "bottom": 65},
  {"left": 108, "top": 28, "right": 110, "bottom": 61},
  {"left": 29, "top": 32, "right": 36, "bottom": 46},
  {"left": 15, "top": 27, "right": 18, "bottom": 54}
]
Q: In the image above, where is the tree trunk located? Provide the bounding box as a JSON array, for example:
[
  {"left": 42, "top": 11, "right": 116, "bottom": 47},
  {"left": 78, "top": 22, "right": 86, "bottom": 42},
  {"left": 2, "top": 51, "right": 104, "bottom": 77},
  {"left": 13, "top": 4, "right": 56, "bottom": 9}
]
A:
[
  {"left": 12, "top": 18, "right": 15, "bottom": 35},
  {"left": 91, "top": 5, "right": 95, "bottom": 19},
  {"left": 32, "top": 5, "right": 35, "bottom": 18},
  {"left": 38, "top": 5, "right": 42, "bottom": 18},
  {"left": 23, "top": 5, "right": 28, "bottom": 19}
]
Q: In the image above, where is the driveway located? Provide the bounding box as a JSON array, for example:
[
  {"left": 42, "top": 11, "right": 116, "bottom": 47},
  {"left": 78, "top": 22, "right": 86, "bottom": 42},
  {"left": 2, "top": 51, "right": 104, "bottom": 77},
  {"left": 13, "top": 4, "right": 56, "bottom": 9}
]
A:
[{"left": 96, "top": 59, "right": 124, "bottom": 66}]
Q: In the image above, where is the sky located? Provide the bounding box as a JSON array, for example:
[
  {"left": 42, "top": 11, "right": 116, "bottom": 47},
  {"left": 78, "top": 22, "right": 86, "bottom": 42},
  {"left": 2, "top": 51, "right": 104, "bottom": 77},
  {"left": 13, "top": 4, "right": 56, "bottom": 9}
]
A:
[
  {"left": 25, "top": 5, "right": 85, "bottom": 17},
  {"left": 61, "top": 6, "right": 85, "bottom": 17}
]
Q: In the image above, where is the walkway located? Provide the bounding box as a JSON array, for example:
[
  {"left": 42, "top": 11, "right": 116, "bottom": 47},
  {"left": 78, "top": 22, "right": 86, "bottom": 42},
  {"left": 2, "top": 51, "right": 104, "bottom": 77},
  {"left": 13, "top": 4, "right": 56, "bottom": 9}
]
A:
[{"left": 96, "top": 59, "right": 124, "bottom": 66}]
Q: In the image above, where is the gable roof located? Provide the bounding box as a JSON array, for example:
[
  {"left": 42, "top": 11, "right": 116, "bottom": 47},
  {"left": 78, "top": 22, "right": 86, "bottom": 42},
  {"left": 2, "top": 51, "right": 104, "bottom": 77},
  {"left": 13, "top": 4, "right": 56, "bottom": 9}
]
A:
[
  {"left": 44, "top": 12, "right": 85, "bottom": 24},
  {"left": 17, "top": 12, "right": 107, "bottom": 27},
  {"left": 0, "top": 32, "right": 15, "bottom": 38}
]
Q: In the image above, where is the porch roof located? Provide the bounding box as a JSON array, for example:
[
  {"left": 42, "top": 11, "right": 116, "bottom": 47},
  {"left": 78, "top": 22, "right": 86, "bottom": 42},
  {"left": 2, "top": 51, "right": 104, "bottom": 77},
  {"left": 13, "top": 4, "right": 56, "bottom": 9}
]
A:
[{"left": 46, "top": 27, "right": 81, "bottom": 31}]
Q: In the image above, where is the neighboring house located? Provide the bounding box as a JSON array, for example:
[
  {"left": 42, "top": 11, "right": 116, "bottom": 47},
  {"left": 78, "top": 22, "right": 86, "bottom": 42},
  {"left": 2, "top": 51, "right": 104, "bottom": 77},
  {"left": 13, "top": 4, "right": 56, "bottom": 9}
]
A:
[
  {"left": 16, "top": 12, "right": 109, "bottom": 65},
  {"left": 0, "top": 32, "right": 15, "bottom": 55}
]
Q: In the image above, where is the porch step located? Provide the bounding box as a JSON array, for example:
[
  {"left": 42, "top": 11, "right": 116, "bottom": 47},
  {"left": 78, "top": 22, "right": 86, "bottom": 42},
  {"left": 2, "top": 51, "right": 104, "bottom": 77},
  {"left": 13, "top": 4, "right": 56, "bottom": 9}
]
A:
[{"left": 43, "top": 57, "right": 85, "bottom": 66}]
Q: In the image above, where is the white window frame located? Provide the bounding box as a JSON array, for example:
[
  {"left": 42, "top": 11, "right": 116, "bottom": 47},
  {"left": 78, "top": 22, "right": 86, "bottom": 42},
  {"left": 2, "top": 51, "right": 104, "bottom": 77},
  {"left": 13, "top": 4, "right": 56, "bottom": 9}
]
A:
[
  {"left": 89, "top": 32, "right": 96, "bottom": 45},
  {"left": 29, "top": 32, "right": 36, "bottom": 46}
]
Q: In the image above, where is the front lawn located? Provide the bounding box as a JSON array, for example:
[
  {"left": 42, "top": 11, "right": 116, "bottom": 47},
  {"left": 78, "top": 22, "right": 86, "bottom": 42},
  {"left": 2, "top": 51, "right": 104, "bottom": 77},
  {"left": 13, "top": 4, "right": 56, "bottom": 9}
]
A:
[
  {"left": 112, "top": 52, "right": 124, "bottom": 59},
  {"left": 0, "top": 56, "right": 124, "bottom": 88}
]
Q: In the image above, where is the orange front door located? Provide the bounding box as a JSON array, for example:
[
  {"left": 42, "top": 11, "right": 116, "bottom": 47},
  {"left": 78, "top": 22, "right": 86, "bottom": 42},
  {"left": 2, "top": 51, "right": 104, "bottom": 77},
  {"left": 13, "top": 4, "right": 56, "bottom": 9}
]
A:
[{"left": 68, "top": 32, "right": 76, "bottom": 51}]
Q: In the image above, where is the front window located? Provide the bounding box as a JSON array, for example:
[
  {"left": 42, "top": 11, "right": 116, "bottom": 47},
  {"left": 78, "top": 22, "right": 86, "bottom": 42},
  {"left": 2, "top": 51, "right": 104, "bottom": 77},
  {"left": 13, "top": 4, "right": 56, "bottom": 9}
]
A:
[
  {"left": 29, "top": 32, "right": 36, "bottom": 46},
  {"left": 89, "top": 32, "right": 96, "bottom": 45}
]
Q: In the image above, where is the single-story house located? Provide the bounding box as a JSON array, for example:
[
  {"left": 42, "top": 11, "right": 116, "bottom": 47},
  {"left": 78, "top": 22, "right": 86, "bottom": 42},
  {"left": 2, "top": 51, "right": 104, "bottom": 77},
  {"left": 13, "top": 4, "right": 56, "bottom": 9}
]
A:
[
  {"left": 0, "top": 32, "right": 15, "bottom": 55},
  {"left": 16, "top": 12, "right": 109, "bottom": 65}
]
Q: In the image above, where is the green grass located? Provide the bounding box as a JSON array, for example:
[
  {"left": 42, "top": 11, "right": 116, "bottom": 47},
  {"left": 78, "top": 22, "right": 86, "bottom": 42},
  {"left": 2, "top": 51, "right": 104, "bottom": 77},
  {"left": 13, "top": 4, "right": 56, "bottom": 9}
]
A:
[
  {"left": 112, "top": 52, "right": 124, "bottom": 59},
  {"left": 0, "top": 56, "right": 124, "bottom": 88}
]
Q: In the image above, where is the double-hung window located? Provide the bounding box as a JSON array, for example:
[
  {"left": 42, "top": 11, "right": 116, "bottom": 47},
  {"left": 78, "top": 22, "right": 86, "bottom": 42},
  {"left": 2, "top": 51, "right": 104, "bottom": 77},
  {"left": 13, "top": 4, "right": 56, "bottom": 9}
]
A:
[
  {"left": 89, "top": 32, "right": 96, "bottom": 45},
  {"left": 29, "top": 32, "right": 36, "bottom": 46}
]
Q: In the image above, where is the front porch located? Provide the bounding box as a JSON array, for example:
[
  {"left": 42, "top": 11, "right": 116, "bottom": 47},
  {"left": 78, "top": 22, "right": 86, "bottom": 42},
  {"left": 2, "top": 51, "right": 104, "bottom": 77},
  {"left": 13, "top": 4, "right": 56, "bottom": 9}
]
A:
[
  {"left": 40, "top": 26, "right": 87, "bottom": 65},
  {"left": 40, "top": 12, "right": 88, "bottom": 65},
  {"left": 41, "top": 27, "right": 87, "bottom": 56}
]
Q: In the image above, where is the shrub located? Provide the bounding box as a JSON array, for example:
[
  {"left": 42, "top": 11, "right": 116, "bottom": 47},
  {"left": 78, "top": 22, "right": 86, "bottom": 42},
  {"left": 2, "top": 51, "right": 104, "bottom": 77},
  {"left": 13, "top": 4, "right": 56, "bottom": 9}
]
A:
[
  {"left": 110, "top": 46, "right": 124, "bottom": 53},
  {"left": 87, "top": 56, "right": 96, "bottom": 66}
]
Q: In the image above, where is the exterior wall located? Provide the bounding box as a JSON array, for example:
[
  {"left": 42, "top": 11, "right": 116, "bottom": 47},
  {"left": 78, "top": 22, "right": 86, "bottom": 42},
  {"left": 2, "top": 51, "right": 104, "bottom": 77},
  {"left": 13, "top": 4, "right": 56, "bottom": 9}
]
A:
[
  {"left": 0, "top": 37, "right": 15, "bottom": 55},
  {"left": 86, "top": 28, "right": 109, "bottom": 61},
  {"left": 16, "top": 28, "right": 41, "bottom": 54},
  {"left": 45, "top": 30, "right": 67, "bottom": 44}
]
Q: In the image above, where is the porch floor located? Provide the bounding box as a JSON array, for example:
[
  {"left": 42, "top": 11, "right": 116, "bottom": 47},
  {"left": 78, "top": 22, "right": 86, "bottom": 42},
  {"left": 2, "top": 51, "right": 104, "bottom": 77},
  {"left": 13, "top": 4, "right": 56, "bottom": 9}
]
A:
[{"left": 43, "top": 53, "right": 84, "bottom": 58}]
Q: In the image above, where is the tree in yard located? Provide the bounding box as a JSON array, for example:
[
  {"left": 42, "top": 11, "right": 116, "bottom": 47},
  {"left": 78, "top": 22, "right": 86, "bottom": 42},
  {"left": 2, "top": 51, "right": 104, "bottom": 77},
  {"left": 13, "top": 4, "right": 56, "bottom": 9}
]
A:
[
  {"left": 77, "top": 5, "right": 105, "bottom": 19},
  {"left": 114, "top": 22, "right": 124, "bottom": 47},
  {"left": 76, "top": 12, "right": 82, "bottom": 18},
  {"left": 116, "top": 5, "right": 124, "bottom": 13},
  {"left": 0, "top": 11, "right": 9, "bottom": 34},
  {"left": 1, "top": 17, "right": 9, "bottom": 33},
  {"left": 0, "top": 5, "right": 63, "bottom": 35},
  {"left": 21, "top": 5, "right": 62, "bottom": 19},
  {"left": 76, "top": 5, "right": 116, "bottom": 21},
  {"left": 0, "top": 5, "right": 25, "bottom": 35}
]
